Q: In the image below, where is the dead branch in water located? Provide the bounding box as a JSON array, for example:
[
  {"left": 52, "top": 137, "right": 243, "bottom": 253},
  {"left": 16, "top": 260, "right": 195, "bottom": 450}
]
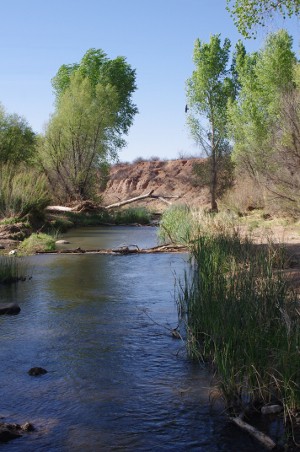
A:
[{"left": 230, "top": 415, "right": 276, "bottom": 450}]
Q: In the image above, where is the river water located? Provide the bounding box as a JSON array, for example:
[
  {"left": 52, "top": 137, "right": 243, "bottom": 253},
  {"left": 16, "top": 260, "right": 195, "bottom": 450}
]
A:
[{"left": 0, "top": 227, "right": 267, "bottom": 451}]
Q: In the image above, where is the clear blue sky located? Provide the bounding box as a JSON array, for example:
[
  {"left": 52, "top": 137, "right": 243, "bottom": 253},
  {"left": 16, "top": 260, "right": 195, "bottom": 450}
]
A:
[{"left": 1, "top": 0, "right": 299, "bottom": 161}]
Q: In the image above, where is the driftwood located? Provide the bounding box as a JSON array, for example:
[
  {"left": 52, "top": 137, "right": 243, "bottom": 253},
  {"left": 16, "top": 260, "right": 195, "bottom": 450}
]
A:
[
  {"left": 36, "top": 244, "right": 188, "bottom": 255},
  {"left": 230, "top": 416, "right": 276, "bottom": 450},
  {"left": 104, "top": 191, "right": 154, "bottom": 209},
  {"left": 45, "top": 192, "right": 180, "bottom": 213},
  {"left": 45, "top": 206, "right": 73, "bottom": 212}
]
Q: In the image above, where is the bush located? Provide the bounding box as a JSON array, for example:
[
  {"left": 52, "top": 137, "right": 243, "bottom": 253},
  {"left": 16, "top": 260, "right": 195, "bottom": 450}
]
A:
[
  {"left": 0, "top": 165, "right": 50, "bottom": 220},
  {"left": 19, "top": 233, "right": 56, "bottom": 254}
]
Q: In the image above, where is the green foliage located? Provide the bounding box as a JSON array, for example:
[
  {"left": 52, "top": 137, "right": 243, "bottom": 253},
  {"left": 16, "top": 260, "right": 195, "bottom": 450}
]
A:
[
  {"left": 113, "top": 207, "right": 151, "bottom": 225},
  {"left": 52, "top": 48, "right": 138, "bottom": 137},
  {"left": 186, "top": 35, "right": 238, "bottom": 211},
  {"left": 158, "top": 205, "right": 193, "bottom": 244},
  {"left": 227, "top": 0, "right": 300, "bottom": 38},
  {"left": 19, "top": 233, "right": 56, "bottom": 254},
  {"left": 228, "top": 30, "right": 296, "bottom": 174},
  {"left": 0, "top": 164, "right": 50, "bottom": 219},
  {"left": 41, "top": 49, "right": 137, "bottom": 203},
  {"left": 0, "top": 104, "right": 36, "bottom": 165},
  {"left": 180, "top": 231, "right": 300, "bottom": 413}
]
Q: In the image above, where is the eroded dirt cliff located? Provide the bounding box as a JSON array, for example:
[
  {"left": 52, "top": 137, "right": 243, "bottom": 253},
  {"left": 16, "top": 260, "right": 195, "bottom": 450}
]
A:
[{"left": 101, "top": 159, "right": 210, "bottom": 212}]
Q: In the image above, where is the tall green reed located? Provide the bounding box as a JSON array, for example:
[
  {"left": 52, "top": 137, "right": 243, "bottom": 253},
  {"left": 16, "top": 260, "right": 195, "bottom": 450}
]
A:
[
  {"left": 179, "top": 231, "right": 300, "bottom": 415},
  {"left": 0, "top": 256, "right": 25, "bottom": 284}
]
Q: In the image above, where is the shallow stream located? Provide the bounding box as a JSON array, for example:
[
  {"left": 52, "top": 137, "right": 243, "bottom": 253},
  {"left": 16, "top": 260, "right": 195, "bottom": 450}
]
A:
[{"left": 0, "top": 227, "right": 267, "bottom": 450}]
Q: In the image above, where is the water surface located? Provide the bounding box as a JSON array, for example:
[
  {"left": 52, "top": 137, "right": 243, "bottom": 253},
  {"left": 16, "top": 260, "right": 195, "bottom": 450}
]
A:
[{"left": 0, "top": 227, "right": 267, "bottom": 451}]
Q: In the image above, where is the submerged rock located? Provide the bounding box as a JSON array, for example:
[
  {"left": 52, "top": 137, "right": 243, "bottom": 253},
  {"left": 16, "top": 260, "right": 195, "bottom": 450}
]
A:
[
  {"left": 0, "top": 303, "right": 21, "bottom": 315},
  {"left": 28, "top": 367, "right": 48, "bottom": 376},
  {"left": 0, "top": 423, "right": 21, "bottom": 442},
  {"left": 0, "top": 422, "right": 34, "bottom": 443}
]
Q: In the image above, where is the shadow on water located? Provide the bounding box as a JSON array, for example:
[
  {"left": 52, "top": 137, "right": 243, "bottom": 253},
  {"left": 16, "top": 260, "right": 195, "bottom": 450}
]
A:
[{"left": 0, "top": 227, "right": 269, "bottom": 451}]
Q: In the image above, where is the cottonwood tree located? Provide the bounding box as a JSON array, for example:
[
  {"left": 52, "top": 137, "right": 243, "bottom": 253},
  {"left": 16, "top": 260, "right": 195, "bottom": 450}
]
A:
[
  {"left": 226, "top": 0, "right": 300, "bottom": 38},
  {"left": 228, "top": 30, "right": 296, "bottom": 175},
  {"left": 186, "top": 35, "right": 238, "bottom": 211},
  {"left": 40, "top": 49, "right": 137, "bottom": 202},
  {"left": 228, "top": 30, "right": 299, "bottom": 213}
]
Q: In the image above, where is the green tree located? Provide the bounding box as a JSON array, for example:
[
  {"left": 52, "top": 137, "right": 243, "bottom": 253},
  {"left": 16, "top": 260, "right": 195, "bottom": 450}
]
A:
[
  {"left": 186, "top": 35, "right": 238, "bottom": 211},
  {"left": 228, "top": 30, "right": 296, "bottom": 175},
  {"left": 40, "top": 49, "right": 137, "bottom": 202},
  {"left": 226, "top": 0, "right": 300, "bottom": 38},
  {"left": 0, "top": 105, "right": 36, "bottom": 165}
]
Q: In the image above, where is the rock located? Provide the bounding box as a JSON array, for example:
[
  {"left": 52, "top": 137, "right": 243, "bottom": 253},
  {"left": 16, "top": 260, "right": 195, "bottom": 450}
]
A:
[
  {"left": 0, "top": 303, "right": 21, "bottom": 315},
  {"left": 0, "top": 421, "right": 34, "bottom": 442},
  {"left": 261, "top": 404, "right": 283, "bottom": 415},
  {"left": 55, "top": 240, "right": 70, "bottom": 245},
  {"left": 21, "top": 422, "right": 34, "bottom": 432},
  {"left": 28, "top": 367, "right": 48, "bottom": 376},
  {"left": 8, "top": 249, "right": 18, "bottom": 256},
  {"left": 0, "top": 423, "right": 22, "bottom": 442},
  {"left": 0, "top": 244, "right": 5, "bottom": 249}
]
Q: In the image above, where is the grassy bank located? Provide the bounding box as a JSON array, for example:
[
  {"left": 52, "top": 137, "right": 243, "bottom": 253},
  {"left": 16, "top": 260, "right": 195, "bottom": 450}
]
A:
[
  {"left": 159, "top": 207, "right": 300, "bottom": 420},
  {"left": 48, "top": 206, "right": 152, "bottom": 232}
]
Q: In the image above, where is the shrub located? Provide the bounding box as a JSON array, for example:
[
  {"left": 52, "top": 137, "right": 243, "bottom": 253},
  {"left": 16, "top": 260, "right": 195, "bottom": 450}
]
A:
[
  {"left": 19, "top": 233, "right": 56, "bottom": 254},
  {"left": 0, "top": 165, "right": 50, "bottom": 220}
]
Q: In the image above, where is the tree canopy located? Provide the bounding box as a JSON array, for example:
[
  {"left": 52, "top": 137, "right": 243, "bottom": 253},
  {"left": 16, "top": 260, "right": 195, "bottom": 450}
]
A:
[
  {"left": 40, "top": 49, "right": 138, "bottom": 202},
  {"left": 0, "top": 105, "right": 36, "bottom": 165},
  {"left": 226, "top": 0, "right": 300, "bottom": 38}
]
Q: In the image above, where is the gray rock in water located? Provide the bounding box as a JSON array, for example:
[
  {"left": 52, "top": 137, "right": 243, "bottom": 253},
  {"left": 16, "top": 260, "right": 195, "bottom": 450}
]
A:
[
  {"left": 0, "top": 303, "right": 21, "bottom": 315},
  {"left": 55, "top": 240, "right": 70, "bottom": 245},
  {"left": 28, "top": 367, "right": 48, "bottom": 376}
]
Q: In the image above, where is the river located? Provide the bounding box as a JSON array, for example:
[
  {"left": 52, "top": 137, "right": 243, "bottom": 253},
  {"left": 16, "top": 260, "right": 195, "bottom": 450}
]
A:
[{"left": 0, "top": 227, "right": 267, "bottom": 451}]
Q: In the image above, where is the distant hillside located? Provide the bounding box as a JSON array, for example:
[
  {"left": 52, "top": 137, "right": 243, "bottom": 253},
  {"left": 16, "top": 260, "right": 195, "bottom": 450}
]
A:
[{"left": 101, "top": 159, "right": 210, "bottom": 212}]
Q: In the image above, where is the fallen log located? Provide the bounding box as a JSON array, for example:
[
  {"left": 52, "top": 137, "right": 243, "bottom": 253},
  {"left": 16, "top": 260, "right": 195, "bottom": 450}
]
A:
[
  {"left": 36, "top": 244, "right": 188, "bottom": 255},
  {"left": 104, "top": 190, "right": 154, "bottom": 209},
  {"left": 45, "top": 192, "right": 180, "bottom": 213},
  {"left": 45, "top": 206, "right": 73, "bottom": 212},
  {"left": 230, "top": 416, "right": 276, "bottom": 450}
]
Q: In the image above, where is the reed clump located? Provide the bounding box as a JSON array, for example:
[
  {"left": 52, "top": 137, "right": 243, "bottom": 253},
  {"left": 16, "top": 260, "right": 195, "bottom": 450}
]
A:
[
  {"left": 179, "top": 229, "right": 300, "bottom": 418},
  {"left": 0, "top": 256, "right": 26, "bottom": 284}
]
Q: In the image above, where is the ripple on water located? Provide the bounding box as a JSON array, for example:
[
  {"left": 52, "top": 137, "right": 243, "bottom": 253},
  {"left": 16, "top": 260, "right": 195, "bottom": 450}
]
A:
[{"left": 0, "top": 231, "right": 269, "bottom": 451}]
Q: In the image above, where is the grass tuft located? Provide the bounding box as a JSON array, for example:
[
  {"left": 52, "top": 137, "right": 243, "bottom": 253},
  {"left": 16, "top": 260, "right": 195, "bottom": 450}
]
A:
[{"left": 19, "top": 233, "right": 56, "bottom": 254}]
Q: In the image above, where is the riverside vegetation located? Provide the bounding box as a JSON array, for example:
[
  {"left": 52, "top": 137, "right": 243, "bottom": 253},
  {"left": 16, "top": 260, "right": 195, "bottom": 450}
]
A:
[{"left": 159, "top": 205, "right": 300, "bottom": 443}]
